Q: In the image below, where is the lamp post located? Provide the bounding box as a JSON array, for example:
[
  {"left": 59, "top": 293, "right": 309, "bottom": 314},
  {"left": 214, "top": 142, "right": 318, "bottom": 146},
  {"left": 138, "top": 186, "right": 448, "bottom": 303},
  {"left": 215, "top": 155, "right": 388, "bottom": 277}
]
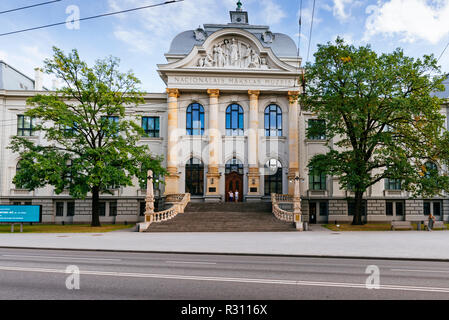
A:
[
  {"left": 293, "top": 172, "right": 303, "bottom": 231},
  {"left": 144, "top": 170, "right": 155, "bottom": 222}
]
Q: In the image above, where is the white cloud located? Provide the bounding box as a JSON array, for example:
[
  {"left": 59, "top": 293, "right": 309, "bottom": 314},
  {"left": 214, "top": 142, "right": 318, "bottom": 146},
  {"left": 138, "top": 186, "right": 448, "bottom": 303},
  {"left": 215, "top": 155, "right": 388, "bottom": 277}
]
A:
[
  {"left": 113, "top": 28, "right": 153, "bottom": 53},
  {"left": 0, "top": 50, "right": 9, "bottom": 61},
  {"left": 333, "top": 0, "right": 354, "bottom": 20},
  {"left": 259, "top": 0, "right": 286, "bottom": 25},
  {"left": 364, "top": 0, "right": 449, "bottom": 44},
  {"left": 107, "top": 0, "right": 232, "bottom": 56}
]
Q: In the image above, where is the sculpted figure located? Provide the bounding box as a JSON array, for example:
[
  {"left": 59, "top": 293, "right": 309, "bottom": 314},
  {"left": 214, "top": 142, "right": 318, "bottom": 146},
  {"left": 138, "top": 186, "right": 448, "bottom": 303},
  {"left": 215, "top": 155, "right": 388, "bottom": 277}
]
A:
[
  {"left": 241, "top": 45, "right": 251, "bottom": 68},
  {"left": 204, "top": 53, "right": 214, "bottom": 67},
  {"left": 248, "top": 49, "right": 261, "bottom": 68},
  {"left": 216, "top": 45, "right": 225, "bottom": 67},
  {"left": 213, "top": 44, "right": 219, "bottom": 67},
  {"left": 229, "top": 38, "right": 239, "bottom": 67},
  {"left": 260, "top": 57, "right": 269, "bottom": 69},
  {"left": 223, "top": 39, "right": 231, "bottom": 66}
]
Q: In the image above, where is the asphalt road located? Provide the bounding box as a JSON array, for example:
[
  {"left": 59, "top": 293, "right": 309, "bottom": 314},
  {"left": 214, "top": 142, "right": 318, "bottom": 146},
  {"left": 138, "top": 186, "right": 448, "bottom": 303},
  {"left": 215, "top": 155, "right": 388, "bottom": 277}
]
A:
[{"left": 0, "top": 248, "right": 448, "bottom": 300}]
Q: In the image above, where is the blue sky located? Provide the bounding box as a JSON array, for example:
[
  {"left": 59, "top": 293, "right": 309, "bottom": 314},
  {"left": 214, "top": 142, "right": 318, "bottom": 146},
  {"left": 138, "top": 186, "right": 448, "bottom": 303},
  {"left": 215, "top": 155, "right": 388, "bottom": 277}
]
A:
[{"left": 1, "top": 0, "right": 449, "bottom": 92}]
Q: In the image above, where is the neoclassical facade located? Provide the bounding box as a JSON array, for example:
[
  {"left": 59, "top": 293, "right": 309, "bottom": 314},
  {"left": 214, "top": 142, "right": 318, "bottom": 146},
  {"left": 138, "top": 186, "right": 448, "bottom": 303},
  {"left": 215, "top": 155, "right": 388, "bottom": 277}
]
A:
[{"left": 0, "top": 5, "right": 448, "bottom": 224}]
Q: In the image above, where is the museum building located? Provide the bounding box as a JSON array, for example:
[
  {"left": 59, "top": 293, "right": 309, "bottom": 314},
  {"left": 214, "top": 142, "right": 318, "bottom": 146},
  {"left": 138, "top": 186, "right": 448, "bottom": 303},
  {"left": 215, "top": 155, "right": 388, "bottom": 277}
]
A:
[{"left": 0, "top": 4, "right": 448, "bottom": 224}]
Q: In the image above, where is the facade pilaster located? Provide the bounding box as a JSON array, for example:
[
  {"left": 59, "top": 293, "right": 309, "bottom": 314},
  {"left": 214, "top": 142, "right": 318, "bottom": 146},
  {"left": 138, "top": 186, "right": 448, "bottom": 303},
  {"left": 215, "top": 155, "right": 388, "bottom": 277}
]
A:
[
  {"left": 164, "top": 88, "right": 180, "bottom": 195},
  {"left": 206, "top": 89, "right": 221, "bottom": 200},
  {"left": 247, "top": 90, "right": 261, "bottom": 197},
  {"left": 288, "top": 91, "right": 300, "bottom": 195}
]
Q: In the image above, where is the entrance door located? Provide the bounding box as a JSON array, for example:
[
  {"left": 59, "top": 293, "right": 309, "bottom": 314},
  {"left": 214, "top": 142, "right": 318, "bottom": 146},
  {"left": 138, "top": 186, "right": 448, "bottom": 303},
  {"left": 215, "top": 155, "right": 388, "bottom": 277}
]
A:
[
  {"left": 309, "top": 202, "right": 317, "bottom": 224},
  {"left": 225, "top": 172, "right": 243, "bottom": 202}
]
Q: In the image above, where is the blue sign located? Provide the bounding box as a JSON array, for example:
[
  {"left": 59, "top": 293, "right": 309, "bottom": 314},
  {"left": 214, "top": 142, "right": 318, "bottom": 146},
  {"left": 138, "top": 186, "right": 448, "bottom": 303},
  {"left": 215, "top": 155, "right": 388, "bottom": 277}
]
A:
[{"left": 0, "top": 205, "right": 42, "bottom": 223}]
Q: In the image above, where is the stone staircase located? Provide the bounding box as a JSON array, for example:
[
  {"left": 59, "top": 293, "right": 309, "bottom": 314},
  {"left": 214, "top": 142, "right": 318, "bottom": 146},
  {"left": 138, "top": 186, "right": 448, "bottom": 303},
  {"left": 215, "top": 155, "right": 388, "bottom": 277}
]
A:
[{"left": 146, "top": 202, "right": 296, "bottom": 232}]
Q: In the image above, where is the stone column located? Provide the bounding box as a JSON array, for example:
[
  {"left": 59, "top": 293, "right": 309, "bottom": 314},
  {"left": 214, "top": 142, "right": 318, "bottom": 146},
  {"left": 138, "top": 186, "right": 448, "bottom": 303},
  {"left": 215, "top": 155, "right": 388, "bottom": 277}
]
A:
[
  {"left": 247, "top": 90, "right": 261, "bottom": 197},
  {"left": 164, "top": 88, "right": 180, "bottom": 195},
  {"left": 288, "top": 91, "right": 300, "bottom": 195},
  {"left": 206, "top": 89, "right": 221, "bottom": 201}
]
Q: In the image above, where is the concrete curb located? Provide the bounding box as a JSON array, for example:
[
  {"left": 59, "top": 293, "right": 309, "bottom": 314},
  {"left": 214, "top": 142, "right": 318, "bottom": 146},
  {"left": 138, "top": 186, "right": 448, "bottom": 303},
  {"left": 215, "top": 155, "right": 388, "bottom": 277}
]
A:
[{"left": 1, "top": 246, "right": 449, "bottom": 262}]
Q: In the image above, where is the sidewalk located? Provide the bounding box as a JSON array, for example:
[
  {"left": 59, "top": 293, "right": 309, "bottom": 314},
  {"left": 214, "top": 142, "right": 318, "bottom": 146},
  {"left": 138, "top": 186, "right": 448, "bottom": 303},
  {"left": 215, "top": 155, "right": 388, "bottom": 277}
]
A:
[{"left": 0, "top": 228, "right": 448, "bottom": 261}]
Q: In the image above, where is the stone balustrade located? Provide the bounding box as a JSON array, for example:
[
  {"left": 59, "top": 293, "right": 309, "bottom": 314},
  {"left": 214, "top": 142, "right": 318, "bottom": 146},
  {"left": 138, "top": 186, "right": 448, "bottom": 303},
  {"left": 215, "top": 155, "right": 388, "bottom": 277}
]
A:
[
  {"left": 138, "top": 193, "right": 190, "bottom": 232},
  {"left": 271, "top": 193, "right": 294, "bottom": 222},
  {"left": 273, "top": 194, "right": 294, "bottom": 203}
]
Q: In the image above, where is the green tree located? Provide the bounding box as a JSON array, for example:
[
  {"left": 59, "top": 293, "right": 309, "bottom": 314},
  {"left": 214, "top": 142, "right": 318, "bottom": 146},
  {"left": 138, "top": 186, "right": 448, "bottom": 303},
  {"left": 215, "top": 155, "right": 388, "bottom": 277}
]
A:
[
  {"left": 300, "top": 38, "right": 449, "bottom": 225},
  {"left": 9, "top": 47, "right": 166, "bottom": 227}
]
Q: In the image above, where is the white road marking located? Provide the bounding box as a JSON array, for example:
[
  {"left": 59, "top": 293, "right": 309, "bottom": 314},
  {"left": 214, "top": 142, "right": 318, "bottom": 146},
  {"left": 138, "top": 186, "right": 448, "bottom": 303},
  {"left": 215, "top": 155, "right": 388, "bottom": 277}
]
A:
[
  {"left": 1, "top": 255, "right": 121, "bottom": 262},
  {"left": 0, "top": 265, "right": 448, "bottom": 293},
  {"left": 391, "top": 269, "right": 449, "bottom": 274},
  {"left": 166, "top": 261, "right": 217, "bottom": 265}
]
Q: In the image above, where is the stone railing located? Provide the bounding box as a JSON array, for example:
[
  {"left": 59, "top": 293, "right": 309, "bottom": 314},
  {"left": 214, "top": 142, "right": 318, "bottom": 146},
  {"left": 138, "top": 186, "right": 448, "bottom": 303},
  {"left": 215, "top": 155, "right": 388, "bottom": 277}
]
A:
[
  {"left": 165, "top": 194, "right": 187, "bottom": 203},
  {"left": 271, "top": 193, "right": 294, "bottom": 222},
  {"left": 138, "top": 193, "right": 190, "bottom": 232},
  {"left": 273, "top": 194, "right": 293, "bottom": 203}
]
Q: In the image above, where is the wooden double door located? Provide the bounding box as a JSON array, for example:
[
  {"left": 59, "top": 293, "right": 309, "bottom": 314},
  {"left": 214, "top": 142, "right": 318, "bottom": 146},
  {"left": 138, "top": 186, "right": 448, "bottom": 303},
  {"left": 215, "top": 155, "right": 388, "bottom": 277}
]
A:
[{"left": 225, "top": 172, "right": 243, "bottom": 202}]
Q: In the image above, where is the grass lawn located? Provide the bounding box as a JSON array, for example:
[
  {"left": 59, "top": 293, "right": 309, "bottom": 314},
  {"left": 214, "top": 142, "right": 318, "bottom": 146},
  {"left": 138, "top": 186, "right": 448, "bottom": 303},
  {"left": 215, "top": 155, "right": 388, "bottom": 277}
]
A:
[
  {"left": 0, "top": 224, "right": 135, "bottom": 233},
  {"left": 323, "top": 223, "right": 449, "bottom": 232}
]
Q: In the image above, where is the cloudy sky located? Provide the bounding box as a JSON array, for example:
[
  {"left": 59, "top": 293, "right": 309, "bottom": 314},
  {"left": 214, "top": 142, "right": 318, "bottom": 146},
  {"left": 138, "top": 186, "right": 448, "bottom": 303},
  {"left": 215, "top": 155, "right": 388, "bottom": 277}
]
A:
[{"left": 1, "top": 0, "right": 449, "bottom": 92}]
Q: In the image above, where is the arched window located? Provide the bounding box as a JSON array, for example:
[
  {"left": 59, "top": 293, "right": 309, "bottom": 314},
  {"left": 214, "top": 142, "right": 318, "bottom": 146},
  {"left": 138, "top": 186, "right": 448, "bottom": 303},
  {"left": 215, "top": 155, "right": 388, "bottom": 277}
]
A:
[
  {"left": 264, "top": 159, "right": 282, "bottom": 195},
  {"left": 186, "top": 103, "right": 204, "bottom": 135},
  {"left": 225, "top": 158, "right": 244, "bottom": 174},
  {"left": 264, "top": 104, "right": 282, "bottom": 136},
  {"left": 226, "top": 104, "right": 244, "bottom": 136},
  {"left": 185, "top": 158, "right": 204, "bottom": 195}
]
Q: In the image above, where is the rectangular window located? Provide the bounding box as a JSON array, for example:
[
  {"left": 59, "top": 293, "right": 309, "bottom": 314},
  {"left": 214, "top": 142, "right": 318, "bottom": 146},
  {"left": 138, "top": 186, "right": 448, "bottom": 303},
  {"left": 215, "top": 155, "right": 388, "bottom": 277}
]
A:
[
  {"left": 67, "top": 201, "right": 75, "bottom": 217},
  {"left": 101, "top": 116, "right": 119, "bottom": 136},
  {"left": 424, "top": 201, "right": 442, "bottom": 216},
  {"left": 56, "top": 202, "right": 64, "bottom": 217},
  {"left": 386, "top": 201, "right": 393, "bottom": 216},
  {"left": 309, "top": 168, "right": 326, "bottom": 191},
  {"left": 17, "top": 115, "right": 34, "bottom": 136},
  {"left": 348, "top": 200, "right": 367, "bottom": 216},
  {"left": 109, "top": 201, "right": 117, "bottom": 217},
  {"left": 99, "top": 202, "right": 106, "bottom": 216},
  {"left": 307, "top": 119, "right": 326, "bottom": 140},
  {"left": 319, "top": 201, "right": 329, "bottom": 216},
  {"left": 385, "top": 178, "right": 402, "bottom": 190},
  {"left": 396, "top": 202, "right": 404, "bottom": 216},
  {"left": 424, "top": 202, "right": 431, "bottom": 215},
  {"left": 434, "top": 202, "right": 441, "bottom": 216},
  {"left": 140, "top": 202, "right": 146, "bottom": 216},
  {"left": 386, "top": 201, "right": 405, "bottom": 216},
  {"left": 142, "top": 116, "right": 160, "bottom": 137}
]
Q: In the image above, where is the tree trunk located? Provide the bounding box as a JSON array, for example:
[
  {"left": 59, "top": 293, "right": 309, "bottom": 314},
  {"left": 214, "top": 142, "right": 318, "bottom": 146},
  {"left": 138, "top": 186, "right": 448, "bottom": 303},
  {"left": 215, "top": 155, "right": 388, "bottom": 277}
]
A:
[
  {"left": 352, "top": 191, "right": 364, "bottom": 225},
  {"left": 91, "top": 186, "right": 101, "bottom": 227}
]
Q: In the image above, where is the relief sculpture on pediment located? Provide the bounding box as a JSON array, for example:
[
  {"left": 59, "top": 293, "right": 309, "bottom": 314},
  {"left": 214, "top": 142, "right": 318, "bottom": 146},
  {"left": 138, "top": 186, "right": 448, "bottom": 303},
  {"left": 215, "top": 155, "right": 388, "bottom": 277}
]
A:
[{"left": 197, "top": 38, "right": 269, "bottom": 69}]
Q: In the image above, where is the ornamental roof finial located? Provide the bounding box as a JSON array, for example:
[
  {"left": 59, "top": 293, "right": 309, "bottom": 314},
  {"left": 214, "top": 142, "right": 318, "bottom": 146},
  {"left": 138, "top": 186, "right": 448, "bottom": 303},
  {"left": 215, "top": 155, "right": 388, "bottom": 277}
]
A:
[{"left": 236, "top": 1, "right": 242, "bottom": 11}]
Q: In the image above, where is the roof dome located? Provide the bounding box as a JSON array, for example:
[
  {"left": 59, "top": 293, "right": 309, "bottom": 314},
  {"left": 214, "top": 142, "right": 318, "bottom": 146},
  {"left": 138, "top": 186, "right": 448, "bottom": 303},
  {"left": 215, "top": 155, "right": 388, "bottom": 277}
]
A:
[{"left": 166, "top": 5, "right": 298, "bottom": 58}]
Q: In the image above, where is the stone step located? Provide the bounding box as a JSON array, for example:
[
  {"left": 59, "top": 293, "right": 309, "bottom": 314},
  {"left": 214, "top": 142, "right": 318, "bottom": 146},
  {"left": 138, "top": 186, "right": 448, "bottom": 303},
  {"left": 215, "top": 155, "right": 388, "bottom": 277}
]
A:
[
  {"left": 146, "top": 205, "right": 295, "bottom": 232},
  {"left": 184, "top": 202, "right": 272, "bottom": 213}
]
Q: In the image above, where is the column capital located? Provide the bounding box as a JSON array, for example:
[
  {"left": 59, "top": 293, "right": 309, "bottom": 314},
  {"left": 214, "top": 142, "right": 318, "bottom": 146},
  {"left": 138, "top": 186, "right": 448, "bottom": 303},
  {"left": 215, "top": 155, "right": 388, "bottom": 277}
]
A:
[
  {"left": 207, "top": 89, "right": 220, "bottom": 98},
  {"left": 288, "top": 91, "right": 300, "bottom": 104},
  {"left": 166, "top": 88, "right": 180, "bottom": 98},
  {"left": 248, "top": 90, "right": 260, "bottom": 98}
]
